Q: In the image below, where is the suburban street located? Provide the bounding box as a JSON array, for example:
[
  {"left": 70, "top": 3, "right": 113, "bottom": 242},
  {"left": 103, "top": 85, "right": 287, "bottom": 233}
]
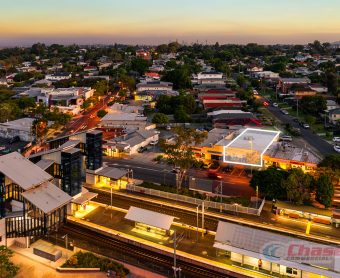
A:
[
  {"left": 59, "top": 95, "right": 111, "bottom": 136},
  {"left": 267, "top": 105, "right": 335, "bottom": 154}
]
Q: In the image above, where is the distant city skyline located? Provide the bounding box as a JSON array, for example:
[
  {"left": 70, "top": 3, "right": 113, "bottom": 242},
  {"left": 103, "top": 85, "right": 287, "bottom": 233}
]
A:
[{"left": 1, "top": 0, "right": 339, "bottom": 47}]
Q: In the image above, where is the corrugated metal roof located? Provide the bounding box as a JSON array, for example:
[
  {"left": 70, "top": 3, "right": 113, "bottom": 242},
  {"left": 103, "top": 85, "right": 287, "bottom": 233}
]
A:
[
  {"left": 215, "top": 221, "right": 339, "bottom": 274},
  {"left": 22, "top": 182, "right": 72, "bottom": 214},
  {"left": 125, "top": 206, "right": 174, "bottom": 230},
  {"left": 96, "top": 167, "right": 128, "bottom": 180},
  {"left": 0, "top": 152, "right": 52, "bottom": 190},
  {"left": 35, "top": 159, "right": 54, "bottom": 170}
]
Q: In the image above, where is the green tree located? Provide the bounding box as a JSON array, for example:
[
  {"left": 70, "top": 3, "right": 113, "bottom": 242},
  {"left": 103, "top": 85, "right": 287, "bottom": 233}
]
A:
[
  {"left": 162, "top": 67, "right": 191, "bottom": 89},
  {"left": 152, "top": 113, "right": 169, "bottom": 124},
  {"left": 182, "top": 94, "right": 196, "bottom": 114},
  {"left": 160, "top": 127, "right": 207, "bottom": 189},
  {"left": 250, "top": 167, "right": 288, "bottom": 199},
  {"left": 97, "top": 109, "right": 107, "bottom": 118},
  {"left": 17, "top": 97, "right": 36, "bottom": 111},
  {"left": 0, "top": 246, "right": 19, "bottom": 278},
  {"left": 283, "top": 168, "right": 315, "bottom": 205},
  {"left": 92, "top": 80, "right": 108, "bottom": 96},
  {"left": 0, "top": 102, "right": 20, "bottom": 122},
  {"left": 318, "top": 154, "right": 340, "bottom": 170},
  {"left": 130, "top": 57, "right": 151, "bottom": 76},
  {"left": 300, "top": 95, "right": 327, "bottom": 116},
  {"left": 304, "top": 115, "right": 316, "bottom": 126},
  {"left": 326, "top": 72, "right": 338, "bottom": 95},
  {"left": 316, "top": 174, "right": 334, "bottom": 208},
  {"left": 174, "top": 105, "right": 190, "bottom": 123}
]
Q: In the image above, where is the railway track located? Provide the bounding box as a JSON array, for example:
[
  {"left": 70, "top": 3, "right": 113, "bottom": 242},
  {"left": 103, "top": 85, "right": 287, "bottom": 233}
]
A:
[
  {"left": 61, "top": 222, "right": 234, "bottom": 278},
  {"left": 90, "top": 188, "right": 219, "bottom": 231}
]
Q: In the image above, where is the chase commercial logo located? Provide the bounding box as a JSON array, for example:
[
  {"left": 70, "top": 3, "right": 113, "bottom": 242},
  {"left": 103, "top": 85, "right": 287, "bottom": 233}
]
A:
[
  {"left": 261, "top": 241, "right": 340, "bottom": 264},
  {"left": 261, "top": 241, "right": 286, "bottom": 261}
]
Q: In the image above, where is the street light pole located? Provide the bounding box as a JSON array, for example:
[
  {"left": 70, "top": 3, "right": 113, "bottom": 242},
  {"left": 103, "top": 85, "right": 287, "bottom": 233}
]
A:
[
  {"left": 196, "top": 205, "right": 199, "bottom": 243},
  {"left": 110, "top": 182, "right": 113, "bottom": 219},
  {"left": 201, "top": 201, "right": 205, "bottom": 237}
]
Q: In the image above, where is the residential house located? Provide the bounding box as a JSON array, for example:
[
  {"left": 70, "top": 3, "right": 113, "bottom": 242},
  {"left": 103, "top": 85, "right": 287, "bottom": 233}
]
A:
[
  {"left": 103, "top": 129, "right": 159, "bottom": 157},
  {"left": 45, "top": 72, "right": 72, "bottom": 82},
  {"left": 278, "top": 77, "right": 311, "bottom": 94},
  {"left": 329, "top": 108, "right": 340, "bottom": 125}
]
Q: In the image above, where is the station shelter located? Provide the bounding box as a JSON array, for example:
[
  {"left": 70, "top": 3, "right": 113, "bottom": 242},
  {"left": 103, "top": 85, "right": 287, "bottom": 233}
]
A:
[
  {"left": 125, "top": 206, "right": 174, "bottom": 237},
  {"left": 214, "top": 221, "right": 339, "bottom": 278}
]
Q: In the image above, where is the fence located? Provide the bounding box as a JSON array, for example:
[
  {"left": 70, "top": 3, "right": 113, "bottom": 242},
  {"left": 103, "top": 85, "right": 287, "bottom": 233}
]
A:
[{"left": 126, "top": 184, "right": 264, "bottom": 216}]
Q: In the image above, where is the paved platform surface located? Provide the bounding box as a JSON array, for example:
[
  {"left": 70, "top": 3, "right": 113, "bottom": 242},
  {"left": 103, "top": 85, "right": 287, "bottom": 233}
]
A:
[{"left": 69, "top": 204, "right": 278, "bottom": 278}]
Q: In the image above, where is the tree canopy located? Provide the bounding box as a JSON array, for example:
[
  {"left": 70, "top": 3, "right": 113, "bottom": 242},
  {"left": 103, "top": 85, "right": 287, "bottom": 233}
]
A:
[
  {"left": 160, "top": 127, "right": 207, "bottom": 189},
  {"left": 0, "top": 246, "right": 19, "bottom": 278}
]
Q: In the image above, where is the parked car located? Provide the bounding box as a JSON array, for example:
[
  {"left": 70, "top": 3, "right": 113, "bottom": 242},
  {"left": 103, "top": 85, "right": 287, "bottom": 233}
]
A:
[
  {"left": 172, "top": 166, "right": 181, "bottom": 173},
  {"left": 9, "top": 136, "right": 20, "bottom": 144},
  {"left": 281, "top": 109, "right": 289, "bottom": 115},
  {"left": 149, "top": 140, "right": 159, "bottom": 146},
  {"left": 138, "top": 146, "right": 147, "bottom": 153},
  {"left": 203, "top": 162, "right": 213, "bottom": 169},
  {"left": 207, "top": 171, "right": 222, "bottom": 179},
  {"left": 279, "top": 135, "right": 293, "bottom": 142},
  {"left": 332, "top": 137, "right": 340, "bottom": 143},
  {"left": 334, "top": 145, "right": 340, "bottom": 153},
  {"left": 272, "top": 102, "right": 278, "bottom": 107},
  {"left": 221, "top": 166, "right": 232, "bottom": 173},
  {"left": 302, "top": 123, "right": 310, "bottom": 129},
  {"left": 166, "top": 125, "right": 171, "bottom": 130}
]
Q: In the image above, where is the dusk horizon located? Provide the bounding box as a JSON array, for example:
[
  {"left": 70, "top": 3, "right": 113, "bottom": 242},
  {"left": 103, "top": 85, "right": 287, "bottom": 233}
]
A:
[{"left": 1, "top": 0, "right": 340, "bottom": 47}]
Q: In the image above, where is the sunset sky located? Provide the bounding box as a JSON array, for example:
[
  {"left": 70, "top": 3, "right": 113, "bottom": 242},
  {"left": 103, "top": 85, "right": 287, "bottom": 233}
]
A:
[{"left": 1, "top": 0, "right": 339, "bottom": 46}]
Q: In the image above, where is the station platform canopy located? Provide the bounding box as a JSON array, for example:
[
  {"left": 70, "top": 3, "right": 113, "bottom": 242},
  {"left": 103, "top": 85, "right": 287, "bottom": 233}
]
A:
[
  {"left": 0, "top": 152, "right": 52, "bottom": 190},
  {"left": 22, "top": 182, "right": 72, "bottom": 214},
  {"left": 214, "top": 221, "right": 339, "bottom": 277},
  {"left": 35, "top": 159, "right": 54, "bottom": 171},
  {"left": 125, "top": 206, "right": 175, "bottom": 230},
  {"left": 96, "top": 167, "right": 128, "bottom": 180},
  {"left": 223, "top": 128, "right": 280, "bottom": 167},
  {"left": 72, "top": 188, "right": 98, "bottom": 205}
]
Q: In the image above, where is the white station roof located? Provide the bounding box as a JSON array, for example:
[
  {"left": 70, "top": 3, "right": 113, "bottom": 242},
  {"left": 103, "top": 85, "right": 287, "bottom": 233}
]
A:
[
  {"left": 214, "top": 221, "right": 340, "bottom": 276},
  {"left": 0, "top": 152, "right": 52, "bottom": 190},
  {"left": 97, "top": 167, "right": 128, "bottom": 180},
  {"left": 22, "top": 182, "right": 72, "bottom": 214},
  {"left": 125, "top": 206, "right": 174, "bottom": 230}
]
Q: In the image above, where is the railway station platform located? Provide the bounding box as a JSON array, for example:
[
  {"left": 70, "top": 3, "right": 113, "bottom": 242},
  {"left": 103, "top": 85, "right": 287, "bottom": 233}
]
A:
[{"left": 68, "top": 202, "right": 280, "bottom": 278}]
